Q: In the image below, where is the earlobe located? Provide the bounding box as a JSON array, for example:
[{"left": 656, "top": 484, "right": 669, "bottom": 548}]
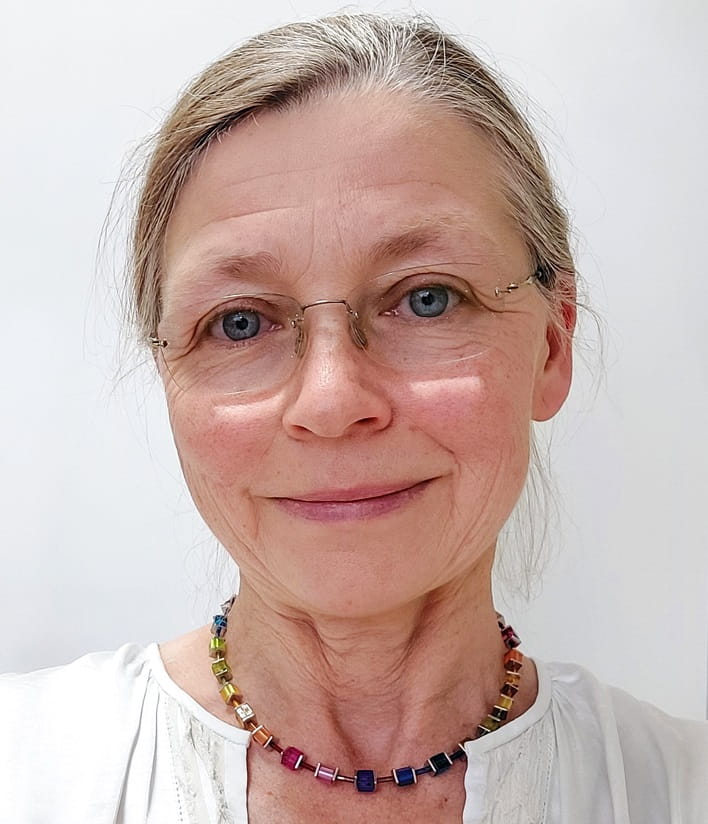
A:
[{"left": 532, "top": 301, "right": 576, "bottom": 422}]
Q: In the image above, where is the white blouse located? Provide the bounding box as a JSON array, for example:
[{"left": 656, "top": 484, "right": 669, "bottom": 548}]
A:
[{"left": 0, "top": 643, "right": 706, "bottom": 823}]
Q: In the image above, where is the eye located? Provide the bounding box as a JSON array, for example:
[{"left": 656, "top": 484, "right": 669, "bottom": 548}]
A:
[
  {"left": 366, "top": 272, "right": 485, "bottom": 327},
  {"left": 201, "top": 296, "right": 289, "bottom": 345},
  {"left": 407, "top": 286, "right": 451, "bottom": 318},
  {"left": 394, "top": 281, "right": 464, "bottom": 321},
  {"left": 219, "top": 309, "right": 261, "bottom": 341}
]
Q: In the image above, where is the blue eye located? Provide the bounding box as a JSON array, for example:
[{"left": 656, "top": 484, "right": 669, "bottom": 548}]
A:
[
  {"left": 408, "top": 286, "right": 449, "bottom": 317},
  {"left": 221, "top": 310, "right": 261, "bottom": 341}
]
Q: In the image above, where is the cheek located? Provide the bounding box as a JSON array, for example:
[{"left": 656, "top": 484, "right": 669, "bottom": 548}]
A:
[
  {"left": 403, "top": 365, "right": 533, "bottom": 499},
  {"left": 406, "top": 364, "right": 533, "bottom": 450},
  {"left": 167, "top": 391, "right": 278, "bottom": 504}
]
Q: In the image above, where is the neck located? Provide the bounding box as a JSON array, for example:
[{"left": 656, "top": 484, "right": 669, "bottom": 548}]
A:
[{"left": 223, "top": 552, "right": 522, "bottom": 768}]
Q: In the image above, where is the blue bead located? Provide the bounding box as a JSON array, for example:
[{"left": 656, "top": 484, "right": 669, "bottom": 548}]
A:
[
  {"left": 392, "top": 766, "right": 416, "bottom": 786},
  {"left": 212, "top": 615, "right": 228, "bottom": 638},
  {"left": 427, "top": 751, "right": 453, "bottom": 775},
  {"left": 355, "top": 769, "right": 377, "bottom": 792}
]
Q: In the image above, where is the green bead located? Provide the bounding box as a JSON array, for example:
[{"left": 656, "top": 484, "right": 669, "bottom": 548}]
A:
[
  {"left": 209, "top": 637, "right": 226, "bottom": 658},
  {"left": 481, "top": 714, "right": 501, "bottom": 732},
  {"left": 211, "top": 658, "right": 232, "bottom": 681}
]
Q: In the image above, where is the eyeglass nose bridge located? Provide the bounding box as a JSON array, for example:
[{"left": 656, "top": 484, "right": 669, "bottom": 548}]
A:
[{"left": 290, "top": 298, "right": 368, "bottom": 357}]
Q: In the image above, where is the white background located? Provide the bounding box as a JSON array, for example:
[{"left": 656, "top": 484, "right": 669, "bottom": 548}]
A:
[{"left": 1, "top": 0, "right": 706, "bottom": 719}]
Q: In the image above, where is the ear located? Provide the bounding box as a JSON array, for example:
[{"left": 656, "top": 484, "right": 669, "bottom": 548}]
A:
[{"left": 532, "top": 299, "right": 576, "bottom": 422}]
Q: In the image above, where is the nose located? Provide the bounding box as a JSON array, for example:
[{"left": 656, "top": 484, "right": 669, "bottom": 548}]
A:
[{"left": 282, "top": 303, "right": 392, "bottom": 440}]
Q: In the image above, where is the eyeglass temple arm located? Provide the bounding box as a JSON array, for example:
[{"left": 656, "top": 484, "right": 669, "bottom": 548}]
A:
[{"left": 495, "top": 262, "right": 554, "bottom": 297}]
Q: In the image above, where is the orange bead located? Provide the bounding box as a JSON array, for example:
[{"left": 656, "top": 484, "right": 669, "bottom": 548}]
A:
[
  {"left": 251, "top": 724, "right": 274, "bottom": 747},
  {"left": 503, "top": 649, "right": 523, "bottom": 672}
]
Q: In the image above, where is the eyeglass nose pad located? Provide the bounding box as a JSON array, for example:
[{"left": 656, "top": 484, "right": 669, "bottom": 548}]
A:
[
  {"left": 347, "top": 309, "right": 368, "bottom": 349},
  {"left": 291, "top": 316, "right": 306, "bottom": 357}
]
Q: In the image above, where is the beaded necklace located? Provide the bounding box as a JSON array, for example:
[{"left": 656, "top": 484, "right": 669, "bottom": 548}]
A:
[{"left": 209, "top": 597, "right": 523, "bottom": 793}]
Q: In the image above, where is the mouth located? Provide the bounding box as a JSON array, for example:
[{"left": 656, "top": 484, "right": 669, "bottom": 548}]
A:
[{"left": 272, "top": 479, "right": 434, "bottom": 522}]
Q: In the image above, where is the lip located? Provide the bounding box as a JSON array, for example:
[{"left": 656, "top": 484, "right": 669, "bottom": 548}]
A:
[{"left": 272, "top": 479, "right": 434, "bottom": 522}]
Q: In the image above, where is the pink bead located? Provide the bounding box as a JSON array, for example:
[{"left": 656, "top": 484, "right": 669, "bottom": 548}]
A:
[
  {"left": 502, "top": 625, "right": 521, "bottom": 648},
  {"left": 281, "top": 746, "right": 305, "bottom": 771},
  {"left": 314, "top": 763, "right": 339, "bottom": 782}
]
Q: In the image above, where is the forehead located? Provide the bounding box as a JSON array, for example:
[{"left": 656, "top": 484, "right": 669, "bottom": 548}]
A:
[{"left": 163, "top": 92, "right": 527, "bottom": 303}]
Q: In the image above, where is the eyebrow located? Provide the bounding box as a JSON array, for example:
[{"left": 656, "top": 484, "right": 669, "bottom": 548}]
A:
[
  {"left": 195, "top": 251, "right": 282, "bottom": 281},
  {"left": 364, "top": 215, "right": 485, "bottom": 266}
]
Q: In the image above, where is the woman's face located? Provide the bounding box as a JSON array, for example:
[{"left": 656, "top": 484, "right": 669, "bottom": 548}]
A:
[{"left": 161, "top": 93, "right": 572, "bottom": 618}]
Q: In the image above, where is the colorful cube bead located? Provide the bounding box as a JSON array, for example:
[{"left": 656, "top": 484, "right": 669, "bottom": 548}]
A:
[
  {"left": 427, "top": 752, "right": 453, "bottom": 775},
  {"left": 219, "top": 683, "right": 240, "bottom": 704},
  {"left": 234, "top": 702, "right": 256, "bottom": 725},
  {"left": 501, "top": 625, "right": 521, "bottom": 648},
  {"left": 209, "top": 636, "right": 226, "bottom": 658},
  {"left": 490, "top": 705, "right": 509, "bottom": 721},
  {"left": 392, "top": 766, "right": 416, "bottom": 786},
  {"left": 212, "top": 615, "right": 228, "bottom": 638},
  {"left": 496, "top": 695, "right": 513, "bottom": 711},
  {"left": 314, "top": 763, "right": 339, "bottom": 782},
  {"left": 480, "top": 714, "right": 502, "bottom": 732},
  {"left": 501, "top": 681, "right": 519, "bottom": 698},
  {"left": 355, "top": 770, "right": 377, "bottom": 792},
  {"left": 503, "top": 649, "right": 523, "bottom": 672},
  {"left": 505, "top": 671, "right": 522, "bottom": 686},
  {"left": 211, "top": 658, "right": 232, "bottom": 681},
  {"left": 251, "top": 724, "right": 274, "bottom": 747},
  {"left": 281, "top": 747, "right": 305, "bottom": 770}
]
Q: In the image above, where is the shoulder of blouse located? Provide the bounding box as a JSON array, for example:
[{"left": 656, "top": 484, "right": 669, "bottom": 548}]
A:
[
  {"left": 0, "top": 643, "right": 154, "bottom": 820},
  {"left": 544, "top": 659, "right": 708, "bottom": 822}
]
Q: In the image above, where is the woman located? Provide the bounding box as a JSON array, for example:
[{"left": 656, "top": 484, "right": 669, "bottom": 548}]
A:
[{"left": 1, "top": 12, "right": 706, "bottom": 823}]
